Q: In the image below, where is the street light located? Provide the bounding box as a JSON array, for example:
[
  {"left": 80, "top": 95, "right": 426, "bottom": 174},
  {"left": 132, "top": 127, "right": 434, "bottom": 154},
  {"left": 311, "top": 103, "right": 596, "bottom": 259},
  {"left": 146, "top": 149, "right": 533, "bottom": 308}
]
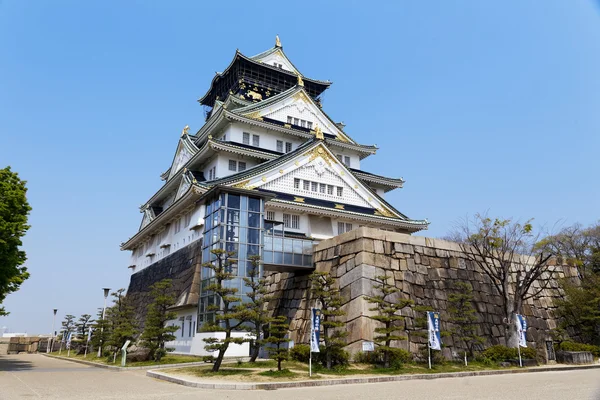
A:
[
  {"left": 47, "top": 309, "right": 57, "bottom": 353},
  {"left": 97, "top": 288, "right": 111, "bottom": 358}
]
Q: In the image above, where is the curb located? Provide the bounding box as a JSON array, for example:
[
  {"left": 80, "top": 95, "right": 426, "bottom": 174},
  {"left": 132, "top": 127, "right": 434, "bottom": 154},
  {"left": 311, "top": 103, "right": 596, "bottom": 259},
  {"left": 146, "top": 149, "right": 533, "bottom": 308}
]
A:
[
  {"left": 42, "top": 354, "right": 210, "bottom": 372},
  {"left": 146, "top": 363, "right": 600, "bottom": 390}
]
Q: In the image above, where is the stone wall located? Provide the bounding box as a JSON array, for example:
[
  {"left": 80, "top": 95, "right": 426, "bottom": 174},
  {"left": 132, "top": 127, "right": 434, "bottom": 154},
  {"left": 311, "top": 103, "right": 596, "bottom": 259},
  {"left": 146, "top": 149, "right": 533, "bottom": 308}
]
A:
[
  {"left": 264, "top": 227, "right": 576, "bottom": 358},
  {"left": 126, "top": 239, "right": 203, "bottom": 328}
]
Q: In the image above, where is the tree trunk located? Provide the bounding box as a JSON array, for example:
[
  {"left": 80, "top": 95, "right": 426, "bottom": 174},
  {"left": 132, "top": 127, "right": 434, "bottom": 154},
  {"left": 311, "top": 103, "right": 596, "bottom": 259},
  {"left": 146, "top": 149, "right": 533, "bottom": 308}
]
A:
[
  {"left": 249, "top": 341, "right": 259, "bottom": 363},
  {"left": 505, "top": 320, "right": 519, "bottom": 348},
  {"left": 212, "top": 331, "right": 231, "bottom": 372}
]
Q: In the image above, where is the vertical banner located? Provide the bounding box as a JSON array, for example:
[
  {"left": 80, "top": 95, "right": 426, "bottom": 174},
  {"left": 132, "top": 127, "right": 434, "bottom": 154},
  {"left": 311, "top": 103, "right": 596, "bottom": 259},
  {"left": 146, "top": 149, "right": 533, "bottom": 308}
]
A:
[
  {"left": 66, "top": 332, "right": 73, "bottom": 349},
  {"left": 311, "top": 308, "right": 321, "bottom": 353},
  {"left": 515, "top": 314, "right": 527, "bottom": 347},
  {"left": 87, "top": 327, "right": 93, "bottom": 343},
  {"left": 427, "top": 311, "right": 442, "bottom": 350}
]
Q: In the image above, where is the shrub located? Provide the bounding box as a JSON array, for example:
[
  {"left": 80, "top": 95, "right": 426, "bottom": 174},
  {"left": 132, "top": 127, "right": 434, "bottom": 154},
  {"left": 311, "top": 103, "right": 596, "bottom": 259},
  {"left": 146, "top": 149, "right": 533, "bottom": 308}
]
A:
[
  {"left": 317, "top": 345, "right": 349, "bottom": 368},
  {"left": 557, "top": 341, "right": 600, "bottom": 357},
  {"left": 354, "top": 351, "right": 377, "bottom": 364},
  {"left": 289, "top": 344, "right": 311, "bottom": 363},
  {"left": 482, "top": 345, "right": 536, "bottom": 361}
]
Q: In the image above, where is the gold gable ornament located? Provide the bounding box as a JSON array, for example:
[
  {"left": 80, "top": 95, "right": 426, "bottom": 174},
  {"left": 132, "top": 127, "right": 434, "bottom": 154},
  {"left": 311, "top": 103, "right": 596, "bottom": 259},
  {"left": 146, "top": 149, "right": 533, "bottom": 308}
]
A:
[
  {"left": 275, "top": 35, "right": 282, "bottom": 48},
  {"left": 313, "top": 124, "right": 324, "bottom": 140},
  {"left": 297, "top": 74, "right": 304, "bottom": 87},
  {"left": 181, "top": 125, "right": 190, "bottom": 137}
]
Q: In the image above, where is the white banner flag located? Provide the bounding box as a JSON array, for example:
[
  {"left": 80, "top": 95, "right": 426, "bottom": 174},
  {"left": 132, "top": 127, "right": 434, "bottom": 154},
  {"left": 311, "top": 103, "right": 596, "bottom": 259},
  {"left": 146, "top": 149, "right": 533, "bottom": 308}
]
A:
[
  {"left": 427, "top": 311, "right": 442, "bottom": 351},
  {"left": 515, "top": 314, "right": 527, "bottom": 348}
]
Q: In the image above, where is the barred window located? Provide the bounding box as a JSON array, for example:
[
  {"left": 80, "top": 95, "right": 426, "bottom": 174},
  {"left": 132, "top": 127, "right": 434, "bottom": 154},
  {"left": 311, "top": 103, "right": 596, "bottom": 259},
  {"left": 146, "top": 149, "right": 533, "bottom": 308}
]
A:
[
  {"left": 243, "top": 132, "right": 250, "bottom": 145},
  {"left": 266, "top": 211, "right": 275, "bottom": 220},
  {"left": 287, "top": 116, "right": 293, "bottom": 124},
  {"left": 238, "top": 162, "right": 246, "bottom": 172},
  {"left": 285, "top": 142, "right": 292, "bottom": 153},
  {"left": 294, "top": 178, "right": 300, "bottom": 189},
  {"left": 307, "top": 121, "right": 313, "bottom": 129},
  {"left": 252, "top": 134, "right": 260, "bottom": 147},
  {"left": 283, "top": 213, "right": 291, "bottom": 228},
  {"left": 319, "top": 183, "right": 326, "bottom": 193},
  {"left": 291, "top": 215, "right": 300, "bottom": 229},
  {"left": 228, "top": 160, "right": 237, "bottom": 171},
  {"left": 276, "top": 140, "right": 283, "bottom": 152},
  {"left": 311, "top": 182, "right": 318, "bottom": 192},
  {"left": 344, "top": 156, "right": 351, "bottom": 167},
  {"left": 303, "top": 180, "right": 310, "bottom": 190},
  {"left": 337, "top": 187, "right": 343, "bottom": 197},
  {"left": 327, "top": 185, "right": 334, "bottom": 195}
]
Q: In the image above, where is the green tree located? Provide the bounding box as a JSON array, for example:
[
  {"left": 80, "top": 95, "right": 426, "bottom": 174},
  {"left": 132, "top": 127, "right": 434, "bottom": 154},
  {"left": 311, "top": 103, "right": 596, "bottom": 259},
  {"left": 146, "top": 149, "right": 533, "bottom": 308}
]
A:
[
  {"left": 447, "top": 281, "right": 484, "bottom": 364},
  {"left": 201, "top": 249, "right": 247, "bottom": 372},
  {"left": 140, "top": 279, "right": 180, "bottom": 361},
  {"left": 242, "top": 255, "right": 272, "bottom": 363},
  {"left": 365, "top": 273, "right": 413, "bottom": 368},
  {"left": 309, "top": 271, "right": 347, "bottom": 369},
  {"left": 90, "top": 308, "right": 111, "bottom": 355},
  {"left": 541, "top": 222, "right": 600, "bottom": 345},
  {"left": 77, "top": 314, "right": 94, "bottom": 339},
  {"left": 452, "top": 214, "right": 553, "bottom": 347},
  {"left": 61, "top": 314, "right": 76, "bottom": 338},
  {"left": 106, "top": 289, "right": 138, "bottom": 360},
  {"left": 0, "top": 167, "right": 31, "bottom": 316},
  {"left": 265, "top": 315, "right": 290, "bottom": 371}
]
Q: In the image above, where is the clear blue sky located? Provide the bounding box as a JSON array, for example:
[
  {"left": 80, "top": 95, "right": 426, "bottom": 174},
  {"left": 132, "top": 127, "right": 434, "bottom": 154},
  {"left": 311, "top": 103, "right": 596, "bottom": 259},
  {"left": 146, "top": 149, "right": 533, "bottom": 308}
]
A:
[{"left": 1, "top": 1, "right": 599, "bottom": 334}]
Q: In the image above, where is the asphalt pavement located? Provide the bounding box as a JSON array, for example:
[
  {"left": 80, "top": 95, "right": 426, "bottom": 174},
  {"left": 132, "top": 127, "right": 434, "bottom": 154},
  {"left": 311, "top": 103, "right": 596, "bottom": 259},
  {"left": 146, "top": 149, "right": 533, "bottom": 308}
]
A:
[{"left": 0, "top": 354, "right": 599, "bottom": 400}]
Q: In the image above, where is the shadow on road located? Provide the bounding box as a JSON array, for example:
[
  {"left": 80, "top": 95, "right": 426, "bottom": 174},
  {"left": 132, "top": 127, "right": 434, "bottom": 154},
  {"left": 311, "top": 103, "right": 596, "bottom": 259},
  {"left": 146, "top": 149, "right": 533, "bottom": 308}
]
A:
[{"left": 0, "top": 355, "right": 35, "bottom": 372}]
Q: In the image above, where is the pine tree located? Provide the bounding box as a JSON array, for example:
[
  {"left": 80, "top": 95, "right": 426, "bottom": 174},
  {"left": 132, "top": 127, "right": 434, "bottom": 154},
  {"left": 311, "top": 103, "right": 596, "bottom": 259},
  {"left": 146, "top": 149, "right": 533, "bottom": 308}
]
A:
[
  {"left": 447, "top": 281, "right": 483, "bottom": 364},
  {"left": 242, "top": 255, "right": 272, "bottom": 363},
  {"left": 140, "top": 279, "right": 180, "bottom": 361},
  {"left": 265, "top": 315, "right": 290, "bottom": 371},
  {"left": 366, "top": 273, "right": 413, "bottom": 368},
  {"left": 201, "top": 249, "right": 247, "bottom": 372},
  {"left": 61, "top": 315, "right": 76, "bottom": 339},
  {"left": 310, "top": 271, "right": 347, "bottom": 369},
  {"left": 77, "top": 314, "right": 94, "bottom": 339},
  {"left": 106, "top": 289, "right": 138, "bottom": 361},
  {"left": 90, "top": 307, "right": 111, "bottom": 356}
]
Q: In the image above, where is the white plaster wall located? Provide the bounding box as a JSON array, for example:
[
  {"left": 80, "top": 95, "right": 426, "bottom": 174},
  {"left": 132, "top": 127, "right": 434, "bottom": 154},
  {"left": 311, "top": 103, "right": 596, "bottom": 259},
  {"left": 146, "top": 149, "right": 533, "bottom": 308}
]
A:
[
  {"left": 227, "top": 122, "right": 303, "bottom": 154},
  {"left": 129, "top": 202, "right": 204, "bottom": 273},
  {"left": 257, "top": 52, "right": 295, "bottom": 72}
]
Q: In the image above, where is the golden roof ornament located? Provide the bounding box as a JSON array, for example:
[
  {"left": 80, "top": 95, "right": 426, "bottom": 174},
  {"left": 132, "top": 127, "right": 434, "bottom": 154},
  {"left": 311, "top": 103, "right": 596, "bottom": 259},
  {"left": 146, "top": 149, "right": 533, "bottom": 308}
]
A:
[
  {"left": 297, "top": 74, "right": 304, "bottom": 87},
  {"left": 314, "top": 124, "right": 324, "bottom": 140},
  {"left": 181, "top": 125, "right": 190, "bottom": 137},
  {"left": 275, "top": 35, "right": 281, "bottom": 48}
]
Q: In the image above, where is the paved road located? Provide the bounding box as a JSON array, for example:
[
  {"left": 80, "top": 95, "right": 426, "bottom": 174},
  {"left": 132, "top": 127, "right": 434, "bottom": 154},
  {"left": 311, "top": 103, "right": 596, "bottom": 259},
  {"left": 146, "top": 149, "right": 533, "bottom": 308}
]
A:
[{"left": 1, "top": 354, "right": 599, "bottom": 400}]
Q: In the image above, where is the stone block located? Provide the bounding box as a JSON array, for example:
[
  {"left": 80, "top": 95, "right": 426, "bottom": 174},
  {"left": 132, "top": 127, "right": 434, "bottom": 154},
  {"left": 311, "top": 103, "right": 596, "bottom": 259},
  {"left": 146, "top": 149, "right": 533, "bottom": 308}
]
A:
[
  {"left": 394, "top": 242, "right": 415, "bottom": 255},
  {"left": 391, "top": 259, "right": 400, "bottom": 271},
  {"left": 350, "top": 278, "right": 375, "bottom": 299},
  {"left": 344, "top": 296, "right": 376, "bottom": 321},
  {"left": 374, "top": 240, "right": 385, "bottom": 254},
  {"left": 399, "top": 259, "right": 408, "bottom": 270},
  {"left": 407, "top": 258, "right": 416, "bottom": 271},
  {"left": 417, "top": 265, "right": 429, "bottom": 275}
]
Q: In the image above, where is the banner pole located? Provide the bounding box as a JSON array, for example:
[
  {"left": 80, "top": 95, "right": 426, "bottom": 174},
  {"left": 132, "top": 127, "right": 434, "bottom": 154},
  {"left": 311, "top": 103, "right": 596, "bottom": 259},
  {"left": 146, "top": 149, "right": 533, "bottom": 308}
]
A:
[
  {"left": 428, "top": 342, "right": 432, "bottom": 369},
  {"left": 518, "top": 345, "right": 522, "bottom": 367}
]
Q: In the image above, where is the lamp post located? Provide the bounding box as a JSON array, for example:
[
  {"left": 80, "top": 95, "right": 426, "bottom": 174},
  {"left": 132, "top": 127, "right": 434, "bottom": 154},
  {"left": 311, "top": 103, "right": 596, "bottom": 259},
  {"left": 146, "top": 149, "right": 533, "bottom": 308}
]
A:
[
  {"left": 47, "top": 309, "right": 57, "bottom": 353},
  {"left": 97, "top": 288, "right": 111, "bottom": 358}
]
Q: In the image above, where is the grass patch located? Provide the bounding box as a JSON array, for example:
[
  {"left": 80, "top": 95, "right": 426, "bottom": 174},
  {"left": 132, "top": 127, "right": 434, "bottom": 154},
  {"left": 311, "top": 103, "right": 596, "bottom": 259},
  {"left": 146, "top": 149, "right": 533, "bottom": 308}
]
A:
[
  {"left": 258, "top": 369, "right": 298, "bottom": 378},
  {"left": 234, "top": 360, "right": 309, "bottom": 371},
  {"left": 49, "top": 351, "right": 204, "bottom": 367}
]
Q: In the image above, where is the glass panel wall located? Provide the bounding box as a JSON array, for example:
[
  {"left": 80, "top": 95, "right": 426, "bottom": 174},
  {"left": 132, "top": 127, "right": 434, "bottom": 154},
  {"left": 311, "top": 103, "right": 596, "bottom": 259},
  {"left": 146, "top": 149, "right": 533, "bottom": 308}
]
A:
[{"left": 198, "top": 192, "right": 264, "bottom": 328}]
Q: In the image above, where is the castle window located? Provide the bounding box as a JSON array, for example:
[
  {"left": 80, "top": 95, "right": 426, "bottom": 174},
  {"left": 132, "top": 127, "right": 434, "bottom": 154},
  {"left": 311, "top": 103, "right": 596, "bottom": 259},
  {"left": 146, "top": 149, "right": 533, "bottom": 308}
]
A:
[
  {"left": 338, "top": 222, "right": 353, "bottom": 234},
  {"left": 303, "top": 180, "right": 310, "bottom": 190},
  {"left": 243, "top": 132, "right": 250, "bottom": 145},
  {"left": 292, "top": 215, "right": 300, "bottom": 229},
  {"left": 238, "top": 161, "right": 246, "bottom": 172},
  {"left": 266, "top": 211, "right": 275, "bottom": 220},
  {"left": 327, "top": 185, "right": 334, "bottom": 195},
  {"left": 283, "top": 213, "right": 290, "bottom": 228},
  {"left": 287, "top": 116, "right": 293, "bottom": 124},
  {"left": 294, "top": 178, "right": 300, "bottom": 189},
  {"left": 283, "top": 213, "right": 300, "bottom": 229},
  {"left": 252, "top": 134, "right": 260, "bottom": 147},
  {"left": 285, "top": 142, "right": 292, "bottom": 153},
  {"left": 276, "top": 140, "right": 283, "bottom": 152},
  {"left": 294, "top": 118, "right": 299, "bottom": 125},
  {"left": 336, "top": 154, "right": 343, "bottom": 162},
  {"left": 319, "top": 183, "right": 326, "bottom": 193},
  {"left": 301, "top": 120, "right": 306, "bottom": 128},
  {"left": 344, "top": 156, "right": 351, "bottom": 167},
  {"left": 311, "top": 182, "right": 318, "bottom": 192},
  {"left": 337, "top": 187, "right": 343, "bottom": 197},
  {"left": 228, "top": 160, "right": 237, "bottom": 171},
  {"left": 307, "top": 121, "right": 313, "bottom": 129}
]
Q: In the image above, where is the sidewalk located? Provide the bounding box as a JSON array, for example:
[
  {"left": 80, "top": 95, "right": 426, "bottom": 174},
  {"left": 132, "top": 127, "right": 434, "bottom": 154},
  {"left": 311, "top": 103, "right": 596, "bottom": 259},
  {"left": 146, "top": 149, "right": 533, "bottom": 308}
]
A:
[{"left": 146, "top": 362, "right": 600, "bottom": 390}]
